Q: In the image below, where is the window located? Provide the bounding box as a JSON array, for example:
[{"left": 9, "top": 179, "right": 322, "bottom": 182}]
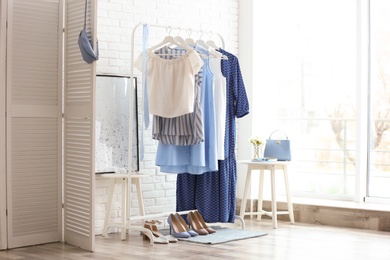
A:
[
  {"left": 253, "top": 0, "right": 361, "bottom": 200},
  {"left": 368, "top": 0, "right": 390, "bottom": 199}
]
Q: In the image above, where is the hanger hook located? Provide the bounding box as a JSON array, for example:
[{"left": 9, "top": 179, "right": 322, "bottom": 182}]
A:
[
  {"left": 199, "top": 30, "right": 204, "bottom": 39},
  {"left": 207, "top": 31, "right": 213, "bottom": 40},
  {"left": 187, "top": 28, "right": 193, "bottom": 38},
  {"left": 166, "top": 26, "right": 172, "bottom": 35}
]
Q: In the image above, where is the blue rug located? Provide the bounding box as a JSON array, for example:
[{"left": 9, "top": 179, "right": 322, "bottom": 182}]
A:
[{"left": 160, "top": 226, "right": 268, "bottom": 245}]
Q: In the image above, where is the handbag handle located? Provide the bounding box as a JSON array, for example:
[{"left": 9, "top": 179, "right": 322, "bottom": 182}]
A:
[
  {"left": 268, "top": 130, "right": 289, "bottom": 140},
  {"left": 80, "top": 0, "right": 99, "bottom": 61},
  {"left": 83, "top": 0, "right": 87, "bottom": 29}
]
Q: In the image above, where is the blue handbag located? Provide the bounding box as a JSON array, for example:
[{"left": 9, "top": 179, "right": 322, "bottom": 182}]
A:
[
  {"left": 263, "top": 130, "right": 291, "bottom": 161},
  {"left": 78, "top": 0, "right": 99, "bottom": 64}
]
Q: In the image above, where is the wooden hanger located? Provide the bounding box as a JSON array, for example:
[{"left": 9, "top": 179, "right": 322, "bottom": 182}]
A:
[
  {"left": 149, "top": 27, "right": 192, "bottom": 52},
  {"left": 206, "top": 40, "right": 219, "bottom": 49},
  {"left": 185, "top": 28, "right": 196, "bottom": 46}
]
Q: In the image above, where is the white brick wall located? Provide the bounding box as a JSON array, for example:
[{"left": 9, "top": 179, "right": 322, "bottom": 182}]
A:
[{"left": 95, "top": 0, "right": 239, "bottom": 234}]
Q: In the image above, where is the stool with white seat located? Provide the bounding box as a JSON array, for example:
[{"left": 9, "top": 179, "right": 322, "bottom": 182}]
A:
[
  {"left": 96, "top": 173, "right": 147, "bottom": 240},
  {"left": 238, "top": 160, "right": 294, "bottom": 229}
]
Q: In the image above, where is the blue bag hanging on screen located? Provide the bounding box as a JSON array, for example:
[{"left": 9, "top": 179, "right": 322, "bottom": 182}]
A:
[
  {"left": 263, "top": 130, "right": 291, "bottom": 161},
  {"left": 78, "top": 0, "right": 99, "bottom": 64}
]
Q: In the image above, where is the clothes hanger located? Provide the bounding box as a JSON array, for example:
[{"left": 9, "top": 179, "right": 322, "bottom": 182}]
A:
[
  {"left": 149, "top": 27, "right": 192, "bottom": 53},
  {"left": 209, "top": 47, "right": 229, "bottom": 60},
  {"left": 148, "top": 35, "right": 177, "bottom": 51},
  {"left": 195, "top": 30, "right": 209, "bottom": 49},
  {"left": 174, "top": 35, "right": 193, "bottom": 50},
  {"left": 204, "top": 31, "right": 219, "bottom": 49},
  {"left": 172, "top": 29, "right": 193, "bottom": 50},
  {"left": 185, "top": 29, "right": 196, "bottom": 46},
  {"left": 194, "top": 30, "right": 220, "bottom": 59},
  {"left": 203, "top": 32, "right": 228, "bottom": 60},
  {"left": 206, "top": 40, "right": 219, "bottom": 49},
  {"left": 193, "top": 31, "right": 227, "bottom": 60}
]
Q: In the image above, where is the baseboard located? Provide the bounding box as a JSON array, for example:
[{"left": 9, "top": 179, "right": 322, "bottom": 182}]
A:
[{"left": 236, "top": 198, "right": 390, "bottom": 232}]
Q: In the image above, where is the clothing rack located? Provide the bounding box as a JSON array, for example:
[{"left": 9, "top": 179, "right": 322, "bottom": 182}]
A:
[
  {"left": 130, "top": 22, "right": 225, "bottom": 84},
  {"left": 105, "top": 23, "right": 243, "bottom": 245}
]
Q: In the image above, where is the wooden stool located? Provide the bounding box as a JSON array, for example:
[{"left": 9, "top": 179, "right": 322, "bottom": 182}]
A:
[
  {"left": 97, "top": 173, "right": 147, "bottom": 240},
  {"left": 238, "top": 160, "right": 294, "bottom": 228}
]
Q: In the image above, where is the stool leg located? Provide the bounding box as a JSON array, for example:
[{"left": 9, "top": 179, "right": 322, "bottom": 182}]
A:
[
  {"left": 103, "top": 179, "right": 116, "bottom": 237},
  {"left": 121, "top": 178, "right": 127, "bottom": 240},
  {"left": 134, "top": 179, "right": 145, "bottom": 216},
  {"left": 283, "top": 165, "right": 295, "bottom": 224},
  {"left": 250, "top": 198, "right": 254, "bottom": 219},
  {"left": 257, "top": 170, "right": 264, "bottom": 221},
  {"left": 240, "top": 166, "right": 252, "bottom": 219},
  {"left": 270, "top": 166, "right": 277, "bottom": 229}
]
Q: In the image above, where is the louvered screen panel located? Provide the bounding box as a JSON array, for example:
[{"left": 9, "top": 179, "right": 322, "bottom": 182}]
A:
[
  {"left": 11, "top": 0, "right": 59, "bottom": 106},
  {"left": 6, "top": 0, "right": 62, "bottom": 248},
  {"left": 63, "top": 0, "right": 96, "bottom": 251},
  {"left": 11, "top": 118, "right": 59, "bottom": 236},
  {"left": 0, "top": 0, "right": 7, "bottom": 250},
  {"left": 65, "top": 0, "right": 94, "bottom": 106},
  {"left": 64, "top": 118, "right": 92, "bottom": 234}
]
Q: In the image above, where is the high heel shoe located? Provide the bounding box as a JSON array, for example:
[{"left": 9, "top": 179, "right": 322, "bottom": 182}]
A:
[
  {"left": 187, "top": 211, "right": 208, "bottom": 235},
  {"left": 167, "top": 213, "right": 191, "bottom": 238},
  {"left": 143, "top": 223, "right": 169, "bottom": 244},
  {"left": 175, "top": 213, "right": 198, "bottom": 237},
  {"left": 145, "top": 221, "right": 178, "bottom": 243},
  {"left": 194, "top": 211, "right": 216, "bottom": 234}
]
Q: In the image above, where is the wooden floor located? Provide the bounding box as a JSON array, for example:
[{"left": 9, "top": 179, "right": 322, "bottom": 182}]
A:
[{"left": 0, "top": 218, "right": 389, "bottom": 260}]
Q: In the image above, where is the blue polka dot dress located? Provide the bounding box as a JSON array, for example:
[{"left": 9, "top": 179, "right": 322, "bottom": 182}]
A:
[{"left": 176, "top": 49, "right": 250, "bottom": 223}]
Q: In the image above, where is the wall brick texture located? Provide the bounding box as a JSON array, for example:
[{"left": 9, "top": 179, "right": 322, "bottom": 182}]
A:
[{"left": 95, "top": 0, "right": 239, "bottom": 234}]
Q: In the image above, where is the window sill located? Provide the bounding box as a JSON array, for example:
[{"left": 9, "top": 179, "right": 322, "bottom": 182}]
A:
[{"left": 291, "top": 197, "right": 390, "bottom": 213}]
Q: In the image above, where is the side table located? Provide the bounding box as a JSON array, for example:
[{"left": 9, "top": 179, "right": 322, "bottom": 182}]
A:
[{"left": 238, "top": 160, "right": 295, "bottom": 228}]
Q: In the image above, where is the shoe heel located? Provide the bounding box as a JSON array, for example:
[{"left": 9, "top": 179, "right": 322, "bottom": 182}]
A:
[
  {"left": 143, "top": 222, "right": 169, "bottom": 244},
  {"left": 194, "top": 211, "right": 216, "bottom": 234},
  {"left": 167, "top": 213, "right": 191, "bottom": 238},
  {"left": 175, "top": 213, "right": 198, "bottom": 237},
  {"left": 143, "top": 223, "right": 152, "bottom": 241},
  {"left": 187, "top": 211, "right": 209, "bottom": 235}
]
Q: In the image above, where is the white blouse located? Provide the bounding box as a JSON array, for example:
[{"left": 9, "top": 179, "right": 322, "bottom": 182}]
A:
[{"left": 136, "top": 48, "right": 203, "bottom": 118}]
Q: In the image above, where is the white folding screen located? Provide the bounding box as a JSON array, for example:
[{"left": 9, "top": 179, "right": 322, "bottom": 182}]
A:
[
  {"left": 6, "top": 0, "right": 63, "bottom": 248},
  {"left": 1, "top": 0, "right": 96, "bottom": 251},
  {"left": 0, "top": 0, "right": 7, "bottom": 250},
  {"left": 64, "top": 0, "right": 96, "bottom": 251}
]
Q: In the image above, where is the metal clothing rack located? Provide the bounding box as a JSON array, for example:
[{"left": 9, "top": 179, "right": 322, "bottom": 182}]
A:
[
  {"left": 105, "top": 22, "right": 243, "bottom": 245},
  {"left": 130, "top": 22, "right": 225, "bottom": 86}
]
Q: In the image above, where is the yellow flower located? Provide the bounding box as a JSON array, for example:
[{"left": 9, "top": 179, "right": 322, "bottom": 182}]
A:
[{"left": 249, "top": 136, "right": 263, "bottom": 146}]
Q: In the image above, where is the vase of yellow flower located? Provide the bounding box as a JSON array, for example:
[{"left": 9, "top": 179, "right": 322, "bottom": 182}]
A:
[{"left": 249, "top": 136, "right": 263, "bottom": 159}]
